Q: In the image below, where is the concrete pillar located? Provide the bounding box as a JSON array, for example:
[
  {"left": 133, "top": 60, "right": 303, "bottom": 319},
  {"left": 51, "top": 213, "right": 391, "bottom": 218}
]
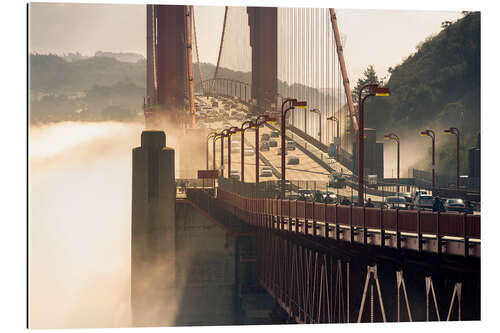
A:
[{"left": 131, "top": 130, "right": 176, "bottom": 326}]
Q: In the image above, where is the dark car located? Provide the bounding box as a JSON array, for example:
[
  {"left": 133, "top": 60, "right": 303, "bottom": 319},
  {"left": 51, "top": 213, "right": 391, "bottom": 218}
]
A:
[
  {"left": 268, "top": 139, "right": 278, "bottom": 147},
  {"left": 260, "top": 142, "right": 270, "bottom": 152},
  {"left": 287, "top": 155, "right": 299, "bottom": 165},
  {"left": 444, "top": 198, "right": 466, "bottom": 212},
  {"left": 328, "top": 174, "right": 346, "bottom": 188},
  {"left": 261, "top": 133, "right": 270, "bottom": 142},
  {"left": 286, "top": 140, "right": 296, "bottom": 150},
  {"left": 270, "top": 131, "right": 280, "bottom": 138}
]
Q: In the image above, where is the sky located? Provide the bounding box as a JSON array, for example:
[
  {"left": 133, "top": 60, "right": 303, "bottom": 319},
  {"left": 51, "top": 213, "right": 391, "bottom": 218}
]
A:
[{"left": 29, "top": 2, "right": 462, "bottom": 84}]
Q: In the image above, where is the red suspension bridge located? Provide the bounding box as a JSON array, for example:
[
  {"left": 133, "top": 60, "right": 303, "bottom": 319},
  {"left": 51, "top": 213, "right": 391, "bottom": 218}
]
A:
[{"left": 134, "top": 4, "right": 480, "bottom": 326}]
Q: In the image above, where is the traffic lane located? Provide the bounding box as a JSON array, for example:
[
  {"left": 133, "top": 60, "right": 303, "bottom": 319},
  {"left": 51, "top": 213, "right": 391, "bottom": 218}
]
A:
[{"left": 208, "top": 117, "right": 383, "bottom": 201}]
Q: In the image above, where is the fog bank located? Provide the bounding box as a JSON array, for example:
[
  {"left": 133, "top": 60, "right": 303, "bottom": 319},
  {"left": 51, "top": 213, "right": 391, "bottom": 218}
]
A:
[{"left": 29, "top": 121, "right": 143, "bottom": 328}]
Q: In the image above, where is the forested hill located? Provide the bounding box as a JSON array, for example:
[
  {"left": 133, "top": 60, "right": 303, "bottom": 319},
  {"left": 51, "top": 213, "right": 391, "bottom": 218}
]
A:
[
  {"left": 362, "top": 12, "right": 480, "bottom": 176},
  {"left": 366, "top": 12, "right": 480, "bottom": 140}
]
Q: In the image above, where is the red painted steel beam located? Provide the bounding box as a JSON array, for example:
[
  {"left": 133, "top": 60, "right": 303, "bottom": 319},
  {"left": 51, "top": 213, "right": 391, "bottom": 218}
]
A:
[
  {"left": 247, "top": 7, "right": 278, "bottom": 112},
  {"left": 329, "top": 9, "right": 358, "bottom": 133},
  {"left": 156, "top": 5, "right": 187, "bottom": 122}
]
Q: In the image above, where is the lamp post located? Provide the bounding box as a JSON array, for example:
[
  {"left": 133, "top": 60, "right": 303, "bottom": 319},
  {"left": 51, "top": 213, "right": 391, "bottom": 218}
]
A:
[
  {"left": 357, "top": 84, "right": 390, "bottom": 207},
  {"left": 444, "top": 127, "right": 460, "bottom": 188},
  {"left": 310, "top": 108, "right": 321, "bottom": 142},
  {"left": 227, "top": 126, "right": 239, "bottom": 178},
  {"left": 206, "top": 132, "right": 216, "bottom": 170},
  {"left": 254, "top": 114, "right": 277, "bottom": 184},
  {"left": 281, "top": 98, "right": 307, "bottom": 197},
  {"left": 213, "top": 133, "right": 221, "bottom": 170},
  {"left": 240, "top": 120, "right": 254, "bottom": 183},
  {"left": 220, "top": 129, "right": 230, "bottom": 177},
  {"left": 420, "top": 129, "right": 436, "bottom": 191},
  {"left": 384, "top": 133, "right": 400, "bottom": 193}
]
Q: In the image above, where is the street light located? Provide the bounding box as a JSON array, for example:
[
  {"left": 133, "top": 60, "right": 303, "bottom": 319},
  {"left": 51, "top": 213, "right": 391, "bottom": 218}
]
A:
[
  {"left": 206, "top": 132, "right": 217, "bottom": 170},
  {"left": 254, "top": 114, "right": 276, "bottom": 184},
  {"left": 220, "top": 128, "right": 231, "bottom": 177},
  {"left": 420, "top": 129, "right": 436, "bottom": 191},
  {"left": 281, "top": 98, "right": 307, "bottom": 197},
  {"left": 444, "top": 127, "right": 460, "bottom": 188},
  {"left": 310, "top": 108, "right": 322, "bottom": 142},
  {"left": 240, "top": 120, "right": 254, "bottom": 183},
  {"left": 227, "top": 126, "right": 240, "bottom": 178},
  {"left": 384, "top": 133, "right": 400, "bottom": 193},
  {"left": 357, "top": 84, "right": 390, "bottom": 206},
  {"left": 213, "top": 133, "right": 221, "bottom": 170}
]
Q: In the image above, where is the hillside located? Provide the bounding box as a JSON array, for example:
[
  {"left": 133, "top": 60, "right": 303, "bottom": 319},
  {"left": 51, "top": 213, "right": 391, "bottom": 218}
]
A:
[
  {"left": 29, "top": 54, "right": 336, "bottom": 124},
  {"left": 364, "top": 12, "right": 480, "bottom": 176}
]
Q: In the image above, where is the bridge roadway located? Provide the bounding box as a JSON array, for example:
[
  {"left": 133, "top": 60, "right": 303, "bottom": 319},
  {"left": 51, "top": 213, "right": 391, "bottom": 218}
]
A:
[{"left": 198, "top": 95, "right": 380, "bottom": 202}]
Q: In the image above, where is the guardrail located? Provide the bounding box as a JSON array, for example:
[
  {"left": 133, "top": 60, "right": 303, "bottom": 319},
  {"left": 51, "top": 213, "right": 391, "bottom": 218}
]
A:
[{"left": 186, "top": 188, "right": 480, "bottom": 257}]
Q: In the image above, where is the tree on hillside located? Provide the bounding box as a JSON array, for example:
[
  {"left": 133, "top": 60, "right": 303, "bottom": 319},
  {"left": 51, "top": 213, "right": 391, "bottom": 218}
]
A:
[{"left": 352, "top": 65, "right": 383, "bottom": 103}]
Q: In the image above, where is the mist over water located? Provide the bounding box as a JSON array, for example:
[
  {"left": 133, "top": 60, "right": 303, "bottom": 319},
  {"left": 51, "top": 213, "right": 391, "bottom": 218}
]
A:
[{"left": 29, "top": 121, "right": 144, "bottom": 328}]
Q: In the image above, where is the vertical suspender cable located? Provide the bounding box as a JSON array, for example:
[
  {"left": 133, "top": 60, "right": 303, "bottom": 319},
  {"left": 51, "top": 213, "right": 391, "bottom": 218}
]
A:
[
  {"left": 191, "top": 6, "right": 204, "bottom": 94},
  {"left": 212, "top": 6, "right": 228, "bottom": 91}
]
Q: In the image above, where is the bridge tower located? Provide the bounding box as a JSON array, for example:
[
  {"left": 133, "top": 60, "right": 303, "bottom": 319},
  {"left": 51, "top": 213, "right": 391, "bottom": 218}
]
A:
[
  {"left": 247, "top": 7, "right": 278, "bottom": 113},
  {"left": 145, "top": 4, "right": 194, "bottom": 128}
]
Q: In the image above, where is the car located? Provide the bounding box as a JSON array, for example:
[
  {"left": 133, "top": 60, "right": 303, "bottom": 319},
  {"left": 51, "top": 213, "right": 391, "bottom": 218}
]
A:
[
  {"left": 286, "top": 140, "right": 296, "bottom": 150},
  {"left": 261, "top": 133, "right": 270, "bottom": 142},
  {"left": 277, "top": 179, "right": 293, "bottom": 191},
  {"left": 268, "top": 140, "right": 278, "bottom": 147},
  {"left": 230, "top": 170, "right": 240, "bottom": 180},
  {"left": 415, "top": 195, "right": 433, "bottom": 210},
  {"left": 350, "top": 196, "right": 367, "bottom": 207},
  {"left": 244, "top": 147, "right": 255, "bottom": 156},
  {"left": 260, "top": 166, "right": 273, "bottom": 177},
  {"left": 212, "top": 101, "right": 219, "bottom": 107},
  {"left": 278, "top": 147, "right": 288, "bottom": 155},
  {"left": 412, "top": 190, "right": 429, "bottom": 202},
  {"left": 286, "top": 194, "right": 301, "bottom": 200},
  {"left": 270, "top": 131, "right": 280, "bottom": 138},
  {"left": 287, "top": 155, "right": 299, "bottom": 165},
  {"left": 260, "top": 142, "right": 270, "bottom": 152},
  {"left": 298, "top": 189, "right": 314, "bottom": 201},
  {"left": 396, "top": 192, "right": 412, "bottom": 203},
  {"left": 383, "top": 196, "right": 408, "bottom": 210},
  {"left": 444, "top": 198, "right": 466, "bottom": 212},
  {"left": 328, "top": 174, "right": 346, "bottom": 188},
  {"left": 199, "top": 110, "right": 207, "bottom": 118},
  {"left": 322, "top": 191, "right": 337, "bottom": 203}
]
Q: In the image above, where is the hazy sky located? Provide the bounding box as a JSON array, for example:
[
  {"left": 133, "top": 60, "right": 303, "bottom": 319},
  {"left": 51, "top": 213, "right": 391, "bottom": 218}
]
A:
[{"left": 29, "top": 2, "right": 462, "bottom": 83}]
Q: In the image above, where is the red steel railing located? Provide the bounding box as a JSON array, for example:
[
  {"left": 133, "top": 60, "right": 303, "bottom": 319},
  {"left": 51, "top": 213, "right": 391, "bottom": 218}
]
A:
[{"left": 190, "top": 189, "right": 480, "bottom": 257}]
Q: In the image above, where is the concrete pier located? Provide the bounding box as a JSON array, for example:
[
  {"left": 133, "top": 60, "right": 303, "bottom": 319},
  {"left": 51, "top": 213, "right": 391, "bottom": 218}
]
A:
[
  {"left": 131, "top": 131, "right": 176, "bottom": 326},
  {"left": 131, "top": 130, "right": 275, "bottom": 327}
]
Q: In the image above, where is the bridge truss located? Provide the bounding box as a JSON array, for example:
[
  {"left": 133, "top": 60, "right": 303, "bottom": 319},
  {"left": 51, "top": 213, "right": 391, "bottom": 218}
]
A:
[{"left": 185, "top": 188, "right": 480, "bottom": 323}]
